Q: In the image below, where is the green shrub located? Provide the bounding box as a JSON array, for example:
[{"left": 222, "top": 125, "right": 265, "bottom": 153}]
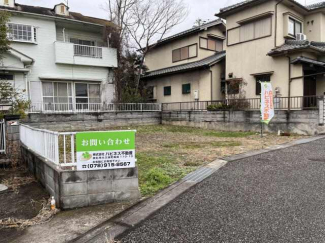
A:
[
  {"left": 207, "top": 103, "right": 232, "bottom": 111},
  {"left": 140, "top": 168, "right": 172, "bottom": 195}
]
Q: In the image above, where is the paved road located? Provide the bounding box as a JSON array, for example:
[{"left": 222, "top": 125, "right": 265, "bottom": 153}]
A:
[{"left": 119, "top": 138, "right": 325, "bottom": 243}]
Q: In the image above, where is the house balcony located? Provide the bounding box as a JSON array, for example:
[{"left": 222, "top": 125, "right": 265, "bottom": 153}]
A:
[{"left": 54, "top": 41, "right": 117, "bottom": 68}]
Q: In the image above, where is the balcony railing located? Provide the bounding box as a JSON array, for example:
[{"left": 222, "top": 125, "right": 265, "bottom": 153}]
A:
[
  {"left": 29, "top": 102, "right": 162, "bottom": 113},
  {"left": 162, "top": 96, "right": 323, "bottom": 111},
  {"left": 54, "top": 42, "right": 117, "bottom": 67},
  {"left": 73, "top": 44, "right": 103, "bottom": 58}
]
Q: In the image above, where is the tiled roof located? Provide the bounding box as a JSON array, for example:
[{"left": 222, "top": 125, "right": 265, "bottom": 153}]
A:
[
  {"left": 152, "top": 19, "right": 224, "bottom": 48},
  {"left": 143, "top": 51, "right": 226, "bottom": 79},
  {"left": 0, "top": 3, "right": 115, "bottom": 27},
  {"left": 218, "top": 0, "right": 325, "bottom": 17},
  {"left": 291, "top": 56, "right": 325, "bottom": 66},
  {"left": 268, "top": 40, "right": 325, "bottom": 56}
]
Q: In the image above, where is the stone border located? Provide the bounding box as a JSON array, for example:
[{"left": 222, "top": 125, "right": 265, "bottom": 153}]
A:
[{"left": 70, "top": 135, "right": 325, "bottom": 243}]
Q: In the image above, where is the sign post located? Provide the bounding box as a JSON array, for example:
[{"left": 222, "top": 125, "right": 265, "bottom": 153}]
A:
[
  {"left": 260, "top": 82, "right": 275, "bottom": 137},
  {"left": 76, "top": 130, "right": 136, "bottom": 171}
]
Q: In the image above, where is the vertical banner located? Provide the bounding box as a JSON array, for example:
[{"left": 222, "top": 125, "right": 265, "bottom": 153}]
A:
[
  {"left": 76, "top": 130, "right": 136, "bottom": 171},
  {"left": 260, "top": 82, "right": 274, "bottom": 124}
]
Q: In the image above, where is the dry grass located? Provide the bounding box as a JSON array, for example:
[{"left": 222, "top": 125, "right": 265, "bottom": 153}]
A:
[
  {"left": 0, "top": 199, "right": 59, "bottom": 229},
  {"left": 1, "top": 176, "right": 36, "bottom": 194}
]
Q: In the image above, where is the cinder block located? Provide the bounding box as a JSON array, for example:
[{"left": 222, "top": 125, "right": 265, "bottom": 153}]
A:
[
  {"left": 7, "top": 125, "right": 19, "bottom": 134},
  {"left": 61, "top": 171, "right": 88, "bottom": 184},
  {"left": 61, "top": 182, "right": 87, "bottom": 196},
  {"left": 112, "top": 178, "right": 139, "bottom": 191},
  {"left": 44, "top": 164, "right": 54, "bottom": 179},
  {"left": 7, "top": 133, "right": 20, "bottom": 141},
  {"left": 87, "top": 180, "right": 112, "bottom": 194},
  {"left": 87, "top": 170, "right": 114, "bottom": 182},
  {"left": 61, "top": 195, "right": 89, "bottom": 209},
  {"left": 113, "top": 168, "right": 138, "bottom": 180},
  {"left": 114, "top": 190, "right": 141, "bottom": 201},
  {"left": 89, "top": 192, "right": 115, "bottom": 206}
]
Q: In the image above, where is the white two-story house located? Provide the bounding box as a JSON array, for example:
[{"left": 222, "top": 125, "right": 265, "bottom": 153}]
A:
[{"left": 0, "top": 0, "right": 117, "bottom": 112}]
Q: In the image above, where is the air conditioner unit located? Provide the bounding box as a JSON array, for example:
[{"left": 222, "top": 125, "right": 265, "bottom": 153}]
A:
[{"left": 296, "top": 33, "right": 307, "bottom": 41}]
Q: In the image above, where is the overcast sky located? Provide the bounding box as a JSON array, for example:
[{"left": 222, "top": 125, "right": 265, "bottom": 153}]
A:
[{"left": 16, "top": 0, "right": 325, "bottom": 37}]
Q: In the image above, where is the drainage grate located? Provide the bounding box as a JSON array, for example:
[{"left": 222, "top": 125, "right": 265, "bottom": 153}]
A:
[{"left": 183, "top": 167, "right": 215, "bottom": 183}]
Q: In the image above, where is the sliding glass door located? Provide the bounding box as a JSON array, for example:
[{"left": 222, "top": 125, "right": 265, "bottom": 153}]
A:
[
  {"left": 42, "top": 82, "right": 73, "bottom": 111},
  {"left": 42, "top": 82, "right": 101, "bottom": 111},
  {"left": 75, "top": 83, "right": 101, "bottom": 111}
]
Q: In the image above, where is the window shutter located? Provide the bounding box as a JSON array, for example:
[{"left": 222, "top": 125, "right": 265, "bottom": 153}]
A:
[
  {"left": 240, "top": 22, "right": 254, "bottom": 42},
  {"left": 172, "top": 49, "right": 181, "bottom": 62},
  {"left": 255, "top": 17, "right": 271, "bottom": 39},
  {"left": 189, "top": 45, "right": 197, "bottom": 58},
  {"left": 181, "top": 46, "right": 189, "bottom": 60},
  {"left": 200, "top": 38, "right": 208, "bottom": 49},
  {"left": 208, "top": 39, "right": 216, "bottom": 51},
  {"left": 228, "top": 28, "right": 240, "bottom": 45}
]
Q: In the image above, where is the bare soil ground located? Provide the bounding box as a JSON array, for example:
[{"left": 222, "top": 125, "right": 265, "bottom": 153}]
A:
[{"left": 0, "top": 167, "right": 49, "bottom": 243}]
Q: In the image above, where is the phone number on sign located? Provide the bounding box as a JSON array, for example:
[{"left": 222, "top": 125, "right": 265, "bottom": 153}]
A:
[{"left": 83, "top": 162, "right": 131, "bottom": 169}]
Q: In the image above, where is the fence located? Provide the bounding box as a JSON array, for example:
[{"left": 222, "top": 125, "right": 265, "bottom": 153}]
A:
[
  {"left": 74, "top": 44, "right": 103, "bottom": 58},
  {"left": 20, "top": 124, "right": 77, "bottom": 167},
  {"left": 29, "top": 103, "right": 162, "bottom": 113},
  {"left": 162, "top": 96, "right": 323, "bottom": 111}
]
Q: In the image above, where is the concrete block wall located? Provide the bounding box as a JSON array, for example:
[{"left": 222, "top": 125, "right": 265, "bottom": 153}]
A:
[
  {"left": 21, "top": 145, "right": 141, "bottom": 209},
  {"left": 24, "top": 111, "right": 161, "bottom": 131},
  {"left": 162, "top": 110, "right": 325, "bottom": 135}
]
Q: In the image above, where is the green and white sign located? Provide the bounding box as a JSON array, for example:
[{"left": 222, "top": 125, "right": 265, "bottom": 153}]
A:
[{"left": 76, "top": 130, "right": 136, "bottom": 171}]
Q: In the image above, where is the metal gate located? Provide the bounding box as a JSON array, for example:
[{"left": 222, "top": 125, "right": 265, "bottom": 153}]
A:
[{"left": 0, "top": 120, "right": 5, "bottom": 154}]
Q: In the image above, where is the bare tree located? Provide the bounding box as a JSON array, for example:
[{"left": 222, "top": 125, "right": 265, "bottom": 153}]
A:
[
  {"left": 103, "top": 0, "right": 137, "bottom": 101},
  {"left": 125, "top": 0, "right": 189, "bottom": 88}
]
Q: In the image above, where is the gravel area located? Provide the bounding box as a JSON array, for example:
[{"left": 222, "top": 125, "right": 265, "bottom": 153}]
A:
[{"left": 119, "top": 138, "right": 325, "bottom": 243}]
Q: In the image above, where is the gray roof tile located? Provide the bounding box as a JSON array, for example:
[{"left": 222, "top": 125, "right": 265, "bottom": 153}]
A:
[
  {"left": 268, "top": 40, "right": 325, "bottom": 56},
  {"left": 218, "top": 0, "right": 325, "bottom": 16},
  {"left": 143, "top": 51, "right": 226, "bottom": 79},
  {"left": 291, "top": 56, "right": 325, "bottom": 66},
  {"left": 151, "top": 19, "right": 224, "bottom": 48}
]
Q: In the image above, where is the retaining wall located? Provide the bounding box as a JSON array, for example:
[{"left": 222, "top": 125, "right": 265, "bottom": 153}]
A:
[
  {"left": 21, "top": 145, "right": 141, "bottom": 209},
  {"left": 162, "top": 110, "right": 325, "bottom": 135},
  {"left": 24, "top": 111, "right": 161, "bottom": 131}
]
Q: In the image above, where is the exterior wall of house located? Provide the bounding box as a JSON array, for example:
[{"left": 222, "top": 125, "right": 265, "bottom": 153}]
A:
[
  {"left": 146, "top": 62, "right": 224, "bottom": 103},
  {"left": 56, "top": 26, "right": 106, "bottom": 46},
  {"left": 224, "top": 0, "right": 307, "bottom": 99},
  {"left": 8, "top": 14, "right": 116, "bottom": 105},
  {"left": 145, "top": 25, "right": 225, "bottom": 71}
]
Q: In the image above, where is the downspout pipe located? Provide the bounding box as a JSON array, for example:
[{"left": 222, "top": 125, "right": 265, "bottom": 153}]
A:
[
  {"left": 287, "top": 56, "right": 292, "bottom": 112},
  {"left": 275, "top": 0, "right": 285, "bottom": 47},
  {"left": 210, "top": 68, "right": 213, "bottom": 101}
]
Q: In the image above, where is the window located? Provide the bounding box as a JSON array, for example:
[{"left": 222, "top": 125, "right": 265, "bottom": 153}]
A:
[
  {"left": 8, "top": 23, "right": 37, "bottom": 43},
  {"left": 0, "top": 74, "right": 13, "bottom": 80},
  {"left": 75, "top": 83, "right": 101, "bottom": 109},
  {"left": 60, "top": 5, "right": 65, "bottom": 13},
  {"left": 182, "top": 83, "right": 191, "bottom": 94},
  {"left": 227, "top": 16, "right": 272, "bottom": 46},
  {"left": 200, "top": 37, "right": 223, "bottom": 51},
  {"left": 288, "top": 17, "right": 302, "bottom": 37},
  {"left": 164, "top": 86, "right": 171, "bottom": 96},
  {"left": 70, "top": 38, "right": 95, "bottom": 46},
  {"left": 172, "top": 44, "right": 197, "bottom": 62},
  {"left": 255, "top": 75, "right": 271, "bottom": 95},
  {"left": 4, "top": 0, "right": 9, "bottom": 5}
]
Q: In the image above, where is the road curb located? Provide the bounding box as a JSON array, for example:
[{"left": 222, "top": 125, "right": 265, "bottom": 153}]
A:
[{"left": 70, "top": 135, "right": 325, "bottom": 243}]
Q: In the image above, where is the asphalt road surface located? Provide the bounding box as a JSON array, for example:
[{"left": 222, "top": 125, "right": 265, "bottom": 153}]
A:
[{"left": 119, "top": 138, "right": 325, "bottom": 243}]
